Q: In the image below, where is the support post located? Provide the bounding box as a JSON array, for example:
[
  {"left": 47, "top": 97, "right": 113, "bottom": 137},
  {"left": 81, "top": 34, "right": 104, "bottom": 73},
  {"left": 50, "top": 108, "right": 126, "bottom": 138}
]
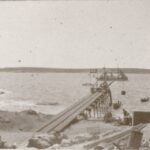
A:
[
  {"left": 127, "top": 129, "right": 143, "bottom": 149},
  {"left": 93, "top": 106, "right": 95, "bottom": 118}
]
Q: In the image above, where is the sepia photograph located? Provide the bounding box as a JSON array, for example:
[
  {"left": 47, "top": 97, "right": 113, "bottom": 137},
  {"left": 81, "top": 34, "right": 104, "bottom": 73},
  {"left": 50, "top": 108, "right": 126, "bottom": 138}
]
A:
[{"left": 0, "top": 0, "right": 150, "bottom": 149}]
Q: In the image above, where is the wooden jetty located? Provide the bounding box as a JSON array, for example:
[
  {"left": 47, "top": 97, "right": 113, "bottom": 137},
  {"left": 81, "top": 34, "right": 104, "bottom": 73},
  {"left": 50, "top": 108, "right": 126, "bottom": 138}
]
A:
[
  {"left": 36, "top": 92, "right": 111, "bottom": 133},
  {"left": 36, "top": 82, "right": 112, "bottom": 133}
]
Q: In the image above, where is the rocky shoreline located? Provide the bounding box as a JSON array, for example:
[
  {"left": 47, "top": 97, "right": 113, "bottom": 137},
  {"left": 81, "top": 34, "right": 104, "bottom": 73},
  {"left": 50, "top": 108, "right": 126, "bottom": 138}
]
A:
[
  {"left": 0, "top": 110, "right": 120, "bottom": 149},
  {"left": 0, "top": 110, "right": 150, "bottom": 150}
]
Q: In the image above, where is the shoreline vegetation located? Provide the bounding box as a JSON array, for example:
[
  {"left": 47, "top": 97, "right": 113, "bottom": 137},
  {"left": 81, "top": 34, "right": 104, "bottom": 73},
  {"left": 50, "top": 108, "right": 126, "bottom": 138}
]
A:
[{"left": 0, "top": 67, "right": 150, "bottom": 74}]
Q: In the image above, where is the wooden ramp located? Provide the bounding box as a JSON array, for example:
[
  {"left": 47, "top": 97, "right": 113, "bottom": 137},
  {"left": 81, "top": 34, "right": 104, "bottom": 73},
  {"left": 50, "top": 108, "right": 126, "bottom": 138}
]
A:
[{"left": 36, "top": 91, "right": 109, "bottom": 133}]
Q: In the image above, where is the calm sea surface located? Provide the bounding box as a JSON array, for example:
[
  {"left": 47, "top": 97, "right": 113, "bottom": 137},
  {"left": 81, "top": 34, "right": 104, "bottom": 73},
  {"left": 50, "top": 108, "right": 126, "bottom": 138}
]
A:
[{"left": 0, "top": 72, "right": 150, "bottom": 114}]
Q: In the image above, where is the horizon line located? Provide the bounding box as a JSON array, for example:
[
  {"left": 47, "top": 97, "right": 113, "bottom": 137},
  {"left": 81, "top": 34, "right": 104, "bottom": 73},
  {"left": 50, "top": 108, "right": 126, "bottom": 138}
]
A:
[{"left": 0, "top": 66, "right": 150, "bottom": 70}]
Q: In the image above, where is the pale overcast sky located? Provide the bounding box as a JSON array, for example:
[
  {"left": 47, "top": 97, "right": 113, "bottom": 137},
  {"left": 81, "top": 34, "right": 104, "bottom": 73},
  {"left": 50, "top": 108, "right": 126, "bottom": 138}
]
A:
[{"left": 0, "top": 0, "right": 149, "bottom": 68}]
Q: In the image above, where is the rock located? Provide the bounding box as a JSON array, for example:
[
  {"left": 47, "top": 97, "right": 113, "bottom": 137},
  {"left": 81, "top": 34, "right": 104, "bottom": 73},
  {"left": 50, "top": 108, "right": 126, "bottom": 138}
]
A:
[
  {"left": 28, "top": 137, "right": 38, "bottom": 147},
  {"left": 36, "top": 140, "right": 51, "bottom": 149},
  {"left": 4, "top": 118, "right": 11, "bottom": 123},
  {"left": 48, "top": 134, "right": 58, "bottom": 144},
  {"left": 94, "top": 142, "right": 109, "bottom": 150},
  {"left": 50, "top": 131, "right": 60, "bottom": 137},
  {"left": 0, "top": 141, "right": 5, "bottom": 148},
  {"left": 0, "top": 136, "right": 16, "bottom": 149},
  {"left": 71, "top": 134, "right": 94, "bottom": 144},
  {"left": 0, "top": 91, "right": 4, "bottom": 95},
  {"left": 74, "top": 135, "right": 87, "bottom": 143},
  {"left": 57, "top": 133, "right": 68, "bottom": 143},
  {"left": 28, "top": 137, "right": 51, "bottom": 149},
  {"left": 48, "top": 131, "right": 66, "bottom": 144},
  {"left": 61, "top": 139, "right": 72, "bottom": 147},
  {"left": 59, "top": 133, "right": 68, "bottom": 140},
  {"left": 0, "top": 117, "right": 11, "bottom": 124},
  {"left": 28, "top": 132, "right": 68, "bottom": 149},
  {"left": 71, "top": 138, "right": 79, "bottom": 144},
  {"left": 49, "top": 134, "right": 57, "bottom": 140},
  {"left": 142, "top": 140, "right": 150, "bottom": 147},
  {"left": 38, "top": 134, "right": 50, "bottom": 142},
  {"left": 51, "top": 144, "right": 60, "bottom": 149},
  {"left": 26, "top": 109, "right": 38, "bottom": 115},
  {"left": 3, "top": 143, "right": 17, "bottom": 149},
  {"left": 94, "top": 145, "right": 104, "bottom": 150}
]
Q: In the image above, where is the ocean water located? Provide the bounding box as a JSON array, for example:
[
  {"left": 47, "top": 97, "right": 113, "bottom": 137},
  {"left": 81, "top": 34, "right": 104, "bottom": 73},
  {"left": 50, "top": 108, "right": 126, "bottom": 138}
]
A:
[{"left": 0, "top": 72, "right": 150, "bottom": 114}]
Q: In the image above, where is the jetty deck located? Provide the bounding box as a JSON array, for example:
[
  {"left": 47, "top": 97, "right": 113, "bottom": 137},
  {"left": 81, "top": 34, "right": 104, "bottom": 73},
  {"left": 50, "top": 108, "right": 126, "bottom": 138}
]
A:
[{"left": 36, "top": 90, "right": 111, "bottom": 133}]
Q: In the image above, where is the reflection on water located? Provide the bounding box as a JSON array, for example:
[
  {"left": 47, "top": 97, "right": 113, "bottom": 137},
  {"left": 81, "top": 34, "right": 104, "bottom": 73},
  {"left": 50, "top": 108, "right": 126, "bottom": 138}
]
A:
[{"left": 0, "top": 72, "right": 150, "bottom": 114}]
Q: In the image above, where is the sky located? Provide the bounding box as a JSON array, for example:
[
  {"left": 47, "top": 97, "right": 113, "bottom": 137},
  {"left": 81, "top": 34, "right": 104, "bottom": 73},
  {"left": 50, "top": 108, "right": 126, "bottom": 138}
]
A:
[{"left": 0, "top": 0, "right": 149, "bottom": 69}]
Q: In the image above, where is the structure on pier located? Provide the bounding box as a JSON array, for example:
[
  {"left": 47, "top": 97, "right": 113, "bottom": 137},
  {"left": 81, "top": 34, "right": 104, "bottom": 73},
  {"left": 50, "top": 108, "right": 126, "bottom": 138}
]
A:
[{"left": 93, "top": 68, "right": 128, "bottom": 81}]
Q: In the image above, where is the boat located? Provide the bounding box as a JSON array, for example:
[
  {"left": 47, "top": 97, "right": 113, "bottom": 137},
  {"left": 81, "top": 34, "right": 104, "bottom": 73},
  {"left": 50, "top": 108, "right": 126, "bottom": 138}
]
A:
[
  {"left": 117, "top": 69, "right": 128, "bottom": 81},
  {"left": 0, "top": 91, "right": 4, "bottom": 95},
  {"left": 96, "top": 68, "right": 128, "bottom": 81},
  {"left": 141, "top": 97, "right": 149, "bottom": 102},
  {"left": 113, "top": 101, "right": 122, "bottom": 109},
  {"left": 121, "top": 90, "right": 126, "bottom": 95}
]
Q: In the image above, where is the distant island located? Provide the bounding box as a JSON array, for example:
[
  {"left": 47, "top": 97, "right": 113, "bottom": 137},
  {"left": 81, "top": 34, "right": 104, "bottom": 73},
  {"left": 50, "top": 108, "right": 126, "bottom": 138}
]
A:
[{"left": 0, "top": 67, "right": 150, "bottom": 74}]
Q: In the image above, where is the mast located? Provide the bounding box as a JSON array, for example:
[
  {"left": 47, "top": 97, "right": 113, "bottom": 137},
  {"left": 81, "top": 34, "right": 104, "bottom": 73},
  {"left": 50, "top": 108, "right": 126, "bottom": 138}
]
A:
[{"left": 103, "top": 67, "right": 107, "bottom": 82}]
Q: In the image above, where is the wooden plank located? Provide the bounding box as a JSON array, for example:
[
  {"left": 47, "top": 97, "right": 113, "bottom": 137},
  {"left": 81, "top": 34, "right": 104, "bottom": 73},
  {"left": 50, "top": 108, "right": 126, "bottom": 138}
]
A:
[
  {"left": 48, "top": 92, "right": 102, "bottom": 132},
  {"left": 84, "top": 124, "right": 146, "bottom": 149},
  {"left": 38, "top": 92, "right": 102, "bottom": 133},
  {"left": 36, "top": 93, "right": 99, "bottom": 132}
]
